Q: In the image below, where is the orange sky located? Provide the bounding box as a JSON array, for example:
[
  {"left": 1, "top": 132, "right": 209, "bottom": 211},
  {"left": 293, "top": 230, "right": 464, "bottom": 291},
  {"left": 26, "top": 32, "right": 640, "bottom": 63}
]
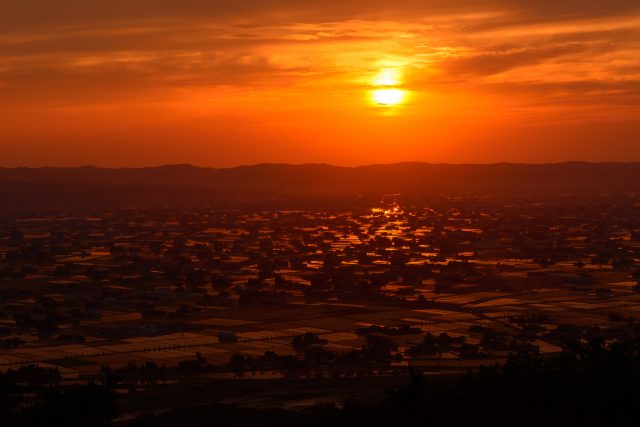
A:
[{"left": 1, "top": 1, "right": 639, "bottom": 167}]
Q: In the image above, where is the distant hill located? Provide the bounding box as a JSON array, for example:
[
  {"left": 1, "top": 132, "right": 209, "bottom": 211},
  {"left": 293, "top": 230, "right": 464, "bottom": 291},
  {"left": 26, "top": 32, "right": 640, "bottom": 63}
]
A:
[{"left": 0, "top": 162, "right": 639, "bottom": 210}]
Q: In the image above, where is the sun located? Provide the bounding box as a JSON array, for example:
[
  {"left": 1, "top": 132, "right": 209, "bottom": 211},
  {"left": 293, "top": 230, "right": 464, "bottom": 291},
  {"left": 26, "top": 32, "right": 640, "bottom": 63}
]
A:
[
  {"left": 373, "top": 88, "right": 405, "bottom": 106},
  {"left": 370, "top": 67, "right": 407, "bottom": 107}
]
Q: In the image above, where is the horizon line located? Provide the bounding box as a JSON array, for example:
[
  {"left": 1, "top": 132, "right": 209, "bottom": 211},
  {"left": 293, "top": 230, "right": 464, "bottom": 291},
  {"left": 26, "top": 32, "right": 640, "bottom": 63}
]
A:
[{"left": 2, "top": 160, "right": 640, "bottom": 171}]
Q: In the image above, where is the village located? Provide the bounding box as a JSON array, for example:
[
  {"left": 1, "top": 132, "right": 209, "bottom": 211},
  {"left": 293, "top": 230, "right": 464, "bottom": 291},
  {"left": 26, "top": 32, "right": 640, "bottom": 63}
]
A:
[{"left": 1, "top": 194, "right": 639, "bottom": 387}]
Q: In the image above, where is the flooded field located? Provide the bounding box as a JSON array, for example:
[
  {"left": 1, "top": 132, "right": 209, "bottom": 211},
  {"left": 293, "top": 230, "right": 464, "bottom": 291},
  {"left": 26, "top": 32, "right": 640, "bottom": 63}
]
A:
[{"left": 1, "top": 195, "right": 639, "bottom": 381}]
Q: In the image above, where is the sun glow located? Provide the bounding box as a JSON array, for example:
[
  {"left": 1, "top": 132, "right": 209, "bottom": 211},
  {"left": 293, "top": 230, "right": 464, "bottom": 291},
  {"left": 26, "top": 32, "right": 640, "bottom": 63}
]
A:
[
  {"left": 371, "top": 67, "right": 407, "bottom": 107},
  {"left": 373, "top": 68, "right": 402, "bottom": 86},
  {"left": 373, "top": 88, "right": 405, "bottom": 106}
]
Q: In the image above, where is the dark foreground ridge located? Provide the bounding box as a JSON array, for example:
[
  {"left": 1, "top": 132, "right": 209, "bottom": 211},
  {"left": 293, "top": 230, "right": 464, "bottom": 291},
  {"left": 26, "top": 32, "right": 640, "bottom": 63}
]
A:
[
  {"left": 1, "top": 162, "right": 640, "bottom": 209},
  {"left": 2, "top": 339, "right": 639, "bottom": 427}
]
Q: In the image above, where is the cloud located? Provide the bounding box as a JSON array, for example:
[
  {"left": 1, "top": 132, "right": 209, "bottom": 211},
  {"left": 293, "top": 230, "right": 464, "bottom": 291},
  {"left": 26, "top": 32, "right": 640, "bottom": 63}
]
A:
[
  {"left": 0, "top": 0, "right": 639, "bottom": 124},
  {"left": 3, "top": 0, "right": 640, "bottom": 31},
  {"left": 439, "top": 44, "right": 589, "bottom": 77}
]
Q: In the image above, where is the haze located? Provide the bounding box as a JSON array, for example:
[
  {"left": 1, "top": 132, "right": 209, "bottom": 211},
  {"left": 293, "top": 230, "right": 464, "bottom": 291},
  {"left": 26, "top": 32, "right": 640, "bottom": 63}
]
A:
[{"left": 1, "top": 0, "right": 640, "bottom": 167}]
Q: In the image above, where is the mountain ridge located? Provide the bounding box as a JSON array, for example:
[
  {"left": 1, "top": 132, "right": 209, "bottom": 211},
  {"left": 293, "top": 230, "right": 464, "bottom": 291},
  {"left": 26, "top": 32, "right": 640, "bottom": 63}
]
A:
[{"left": 1, "top": 162, "right": 639, "bottom": 210}]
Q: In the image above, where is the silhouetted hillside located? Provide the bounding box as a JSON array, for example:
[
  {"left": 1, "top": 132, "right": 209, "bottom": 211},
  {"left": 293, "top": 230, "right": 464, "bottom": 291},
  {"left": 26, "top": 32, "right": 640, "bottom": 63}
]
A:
[{"left": 0, "top": 162, "right": 639, "bottom": 210}]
